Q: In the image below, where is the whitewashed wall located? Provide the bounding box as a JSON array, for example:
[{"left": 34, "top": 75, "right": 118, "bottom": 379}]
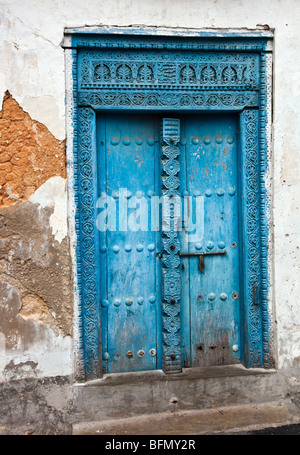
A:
[{"left": 0, "top": 0, "right": 299, "bottom": 379}]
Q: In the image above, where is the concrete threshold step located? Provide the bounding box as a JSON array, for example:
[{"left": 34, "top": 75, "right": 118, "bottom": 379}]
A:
[{"left": 73, "top": 402, "right": 299, "bottom": 435}]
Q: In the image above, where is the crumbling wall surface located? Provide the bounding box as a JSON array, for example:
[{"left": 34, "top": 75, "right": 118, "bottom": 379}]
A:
[
  {"left": 0, "top": 92, "right": 73, "bottom": 382},
  {"left": 0, "top": 376, "right": 74, "bottom": 435},
  {"left": 0, "top": 92, "right": 66, "bottom": 206},
  {"left": 0, "top": 204, "right": 73, "bottom": 381}
]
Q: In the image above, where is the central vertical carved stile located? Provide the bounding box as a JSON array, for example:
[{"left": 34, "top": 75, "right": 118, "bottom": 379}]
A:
[{"left": 161, "top": 118, "right": 182, "bottom": 373}]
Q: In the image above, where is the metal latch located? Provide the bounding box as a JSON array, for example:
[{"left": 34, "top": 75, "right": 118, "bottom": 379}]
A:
[{"left": 179, "top": 251, "right": 227, "bottom": 273}]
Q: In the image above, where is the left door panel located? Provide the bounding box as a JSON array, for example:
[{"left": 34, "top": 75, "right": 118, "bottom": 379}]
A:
[{"left": 96, "top": 113, "right": 161, "bottom": 373}]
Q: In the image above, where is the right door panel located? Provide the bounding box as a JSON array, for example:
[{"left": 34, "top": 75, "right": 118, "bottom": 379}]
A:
[{"left": 180, "top": 113, "right": 242, "bottom": 368}]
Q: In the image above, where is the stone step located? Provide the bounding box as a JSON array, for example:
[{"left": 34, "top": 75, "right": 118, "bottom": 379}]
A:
[{"left": 73, "top": 402, "right": 298, "bottom": 435}]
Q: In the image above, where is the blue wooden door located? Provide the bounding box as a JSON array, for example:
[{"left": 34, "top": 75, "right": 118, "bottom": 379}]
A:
[
  {"left": 179, "top": 113, "right": 241, "bottom": 367},
  {"left": 97, "top": 113, "right": 162, "bottom": 373},
  {"left": 97, "top": 112, "right": 241, "bottom": 373}
]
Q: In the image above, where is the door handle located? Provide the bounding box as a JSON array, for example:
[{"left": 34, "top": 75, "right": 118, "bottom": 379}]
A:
[{"left": 179, "top": 251, "right": 227, "bottom": 273}]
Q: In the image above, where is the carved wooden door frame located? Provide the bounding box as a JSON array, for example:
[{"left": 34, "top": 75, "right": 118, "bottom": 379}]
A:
[{"left": 63, "top": 27, "right": 274, "bottom": 381}]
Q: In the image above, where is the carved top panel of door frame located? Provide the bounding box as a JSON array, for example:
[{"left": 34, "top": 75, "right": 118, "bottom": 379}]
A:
[
  {"left": 78, "top": 50, "right": 260, "bottom": 90},
  {"left": 64, "top": 28, "right": 273, "bottom": 111}
]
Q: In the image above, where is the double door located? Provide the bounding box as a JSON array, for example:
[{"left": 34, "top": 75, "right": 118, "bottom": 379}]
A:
[{"left": 97, "top": 112, "right": 241, "bottom": 373}]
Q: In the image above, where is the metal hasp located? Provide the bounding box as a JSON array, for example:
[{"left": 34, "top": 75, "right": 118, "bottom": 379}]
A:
[{"left": 179, "top": 251, "right": 227, "bottom": 273}]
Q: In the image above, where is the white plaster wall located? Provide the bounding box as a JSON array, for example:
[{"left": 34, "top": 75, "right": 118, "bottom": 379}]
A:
[{"left": 1, "top": 0, "right": 300, "bottom": 376}]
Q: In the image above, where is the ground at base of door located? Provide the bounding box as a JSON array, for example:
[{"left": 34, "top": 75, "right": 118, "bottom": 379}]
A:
[{"left": 72, "top": 402, "right": 300, "bottom": 435}]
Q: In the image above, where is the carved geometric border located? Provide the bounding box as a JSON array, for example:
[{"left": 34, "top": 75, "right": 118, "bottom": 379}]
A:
[
  {"left": 67, "top": 49, "right": 102, "bottom": 381},
  {"left": 259, "top": 51, "right": 274, "bottom": 368},
  {"left": 77, "top": 107, "right": 101, "bottom": 380},
  {"left": 68, "top": 32, "right": 272, "bottom": 52},
  {"left": 240, "top": 109, "right": 263, "bottom": 368},
  {"left": 78, "top": 90, "right": 259, "bottom": 110},
  {"left": 66, "top": 32, "right": 274, "bottom": 380},
  {"left": 161, "top": 119, "right": 182, "bottom": 373}
]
